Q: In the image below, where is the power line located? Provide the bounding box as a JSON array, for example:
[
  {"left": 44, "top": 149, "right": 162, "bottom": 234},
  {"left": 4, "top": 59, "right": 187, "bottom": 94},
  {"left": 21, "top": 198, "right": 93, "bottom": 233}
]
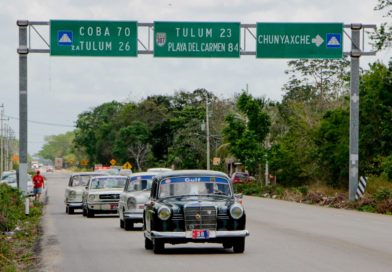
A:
[{"left": 6, "top": 115, "right": 75, "bottom": 128}]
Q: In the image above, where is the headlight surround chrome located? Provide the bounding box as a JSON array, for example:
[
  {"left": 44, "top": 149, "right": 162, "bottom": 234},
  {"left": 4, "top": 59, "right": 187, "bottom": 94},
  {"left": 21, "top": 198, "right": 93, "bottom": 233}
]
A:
[
  {"left": 127, "top": 198, "right": 136, "bottom": 210},
  {"left": 157, "top": 206, "right": 171, "bottom": 221},
  {"left": 230, "top": 204, "right": 244, "bottom": 219},
  {"left": 69, "top": 190, "right": 77, "bottom": 199},
  {"left": 88, "top": 194, "right": 96, "bottom": 202}
]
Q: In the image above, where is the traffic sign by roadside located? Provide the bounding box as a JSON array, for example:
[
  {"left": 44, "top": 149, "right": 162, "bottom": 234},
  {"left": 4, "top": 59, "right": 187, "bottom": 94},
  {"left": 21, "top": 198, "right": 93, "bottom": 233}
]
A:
[
  {"left": 256, "top": 22, "right": 343, "bottom": 59},
  {"left": 154, "top": 21, "right": 240, "bottom": 58},
  {"left": 50, "top": 20, "right": 138, "bottom": 57},
  {"left": 110, "top": 159, "right": 117, "bottom": 166},
  {"left": 122, "top": 162, "right": 132, "bottom": 169}
]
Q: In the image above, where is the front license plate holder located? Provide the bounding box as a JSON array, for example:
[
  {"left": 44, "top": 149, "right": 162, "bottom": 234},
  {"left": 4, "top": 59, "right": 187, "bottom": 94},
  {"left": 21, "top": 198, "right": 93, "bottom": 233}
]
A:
[
  {"left": 110, "top": 203, "right": 118, "bottom": 210},
  {"left": 191, "top": 229, "right": 209, "bottom": 239}
]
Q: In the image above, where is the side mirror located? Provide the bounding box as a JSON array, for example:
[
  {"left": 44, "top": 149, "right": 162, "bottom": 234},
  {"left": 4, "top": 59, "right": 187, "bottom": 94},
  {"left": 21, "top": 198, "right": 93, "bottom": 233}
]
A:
[{"left": 85, "top": 186, "right": 89, "bottom": 190}]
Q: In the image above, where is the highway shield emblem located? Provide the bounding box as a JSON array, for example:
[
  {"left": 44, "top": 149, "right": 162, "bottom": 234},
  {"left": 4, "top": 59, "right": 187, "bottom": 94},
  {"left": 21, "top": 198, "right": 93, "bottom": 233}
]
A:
[{"left": 156, "top": 32, "right": 166, "bottom": 47}]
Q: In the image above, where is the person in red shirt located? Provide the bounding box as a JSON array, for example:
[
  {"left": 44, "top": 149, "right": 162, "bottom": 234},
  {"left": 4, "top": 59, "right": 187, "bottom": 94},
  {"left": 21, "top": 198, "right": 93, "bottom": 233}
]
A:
[{"left": 32, "top": 170, "right": 45, "bottom": 201}]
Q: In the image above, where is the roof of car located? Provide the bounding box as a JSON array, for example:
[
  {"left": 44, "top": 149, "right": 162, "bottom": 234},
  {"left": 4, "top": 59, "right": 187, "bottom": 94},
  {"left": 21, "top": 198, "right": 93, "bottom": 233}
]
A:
[
  {"left": 90, "top": 175, "right": 126, "bottom": 179},
  {"left": 154, "top": 170, "right": 230, "bottom": 180},
  {"left": 71, "top": 172, "right": 106, "bottom": 176},
  {"left": 130, "top": 172, "right": 158, "bottom": 177}
]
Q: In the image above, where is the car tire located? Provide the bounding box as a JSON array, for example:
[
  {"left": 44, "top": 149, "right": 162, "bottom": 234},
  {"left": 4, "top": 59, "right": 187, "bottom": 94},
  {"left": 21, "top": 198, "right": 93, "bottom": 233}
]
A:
[
  {"left": 145, "top": 237, "right": 153, "bottom": 250},
  {"left": 233, "top": 237, "right": 245, "bottom": 253},
  {"left": 223, "top": 241, "right": 232, "bottom": 249},
  {"left": 153, "top": 239, "right": 164, "bottom": 254},
  {"left": 124, "top": 219, "right": 134, "bottom": 231},
  {"left": 87, "top": 208, "right": 94, "bottom": 218},
  {"left": 68, "top": 207, "right": 74, "bottom": 215},
  {"left": 120, "top": 219, "right": 124, "bottom": 229}
]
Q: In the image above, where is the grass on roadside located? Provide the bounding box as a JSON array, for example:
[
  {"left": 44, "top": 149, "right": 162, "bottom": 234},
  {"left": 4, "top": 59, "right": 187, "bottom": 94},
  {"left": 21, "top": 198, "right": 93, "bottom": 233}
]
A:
[{"left": 0, "top": 184, "right": 43, "bottom": 272}]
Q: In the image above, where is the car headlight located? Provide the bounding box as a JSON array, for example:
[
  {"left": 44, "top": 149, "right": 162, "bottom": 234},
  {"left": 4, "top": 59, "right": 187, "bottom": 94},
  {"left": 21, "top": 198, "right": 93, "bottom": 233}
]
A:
[
  {"left": 230, "top": 204, "right": 244, "bottom": 219},
  {"left": 69, "top": 191, "right": 77, "bottom": 199},
  {"left": 88, "top": 194, "right": 96, "bottom": 202},
  {"left": 127, "top": 198, "right": 136, "bottom": 210},
  {"left": 157, "top": 206, "right": 171, "bottom": 221}
]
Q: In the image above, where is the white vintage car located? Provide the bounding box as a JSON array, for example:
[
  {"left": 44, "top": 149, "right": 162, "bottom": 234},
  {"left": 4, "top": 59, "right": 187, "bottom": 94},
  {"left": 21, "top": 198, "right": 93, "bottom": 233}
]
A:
[
  {"left": 64, "top": 172, "right": 105, "bottom": 214},
  {"left": 118, "top": 172, "right": 160, "bottom": 230},
  {"left": 82, "top": 175, "right": 127, "bottom": 218}
]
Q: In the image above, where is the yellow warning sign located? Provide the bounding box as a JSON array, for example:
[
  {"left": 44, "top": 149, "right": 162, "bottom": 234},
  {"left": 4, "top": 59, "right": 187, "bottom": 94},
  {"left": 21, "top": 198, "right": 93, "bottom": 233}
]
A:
[
  {"left": 110, "top": 159, "right": 117, "bottom": 166},
  {"left": 122, "top": 162, "right": 132, "bottom": 169},
  {"left": 80, "top": 159, "right": 89, "bottom": 166}
]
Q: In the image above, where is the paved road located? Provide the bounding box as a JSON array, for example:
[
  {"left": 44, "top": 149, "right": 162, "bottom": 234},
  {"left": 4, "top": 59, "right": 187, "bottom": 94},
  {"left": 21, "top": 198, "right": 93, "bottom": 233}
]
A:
[{"left": 40, "top": 172, "right": 392, "bottom": 272}]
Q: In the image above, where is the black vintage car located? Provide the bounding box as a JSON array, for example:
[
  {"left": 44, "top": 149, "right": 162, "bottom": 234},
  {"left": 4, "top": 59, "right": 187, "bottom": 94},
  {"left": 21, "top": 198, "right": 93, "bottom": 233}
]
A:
[{"left": 143, "top": 170, "right": 249, "bottom": 254}]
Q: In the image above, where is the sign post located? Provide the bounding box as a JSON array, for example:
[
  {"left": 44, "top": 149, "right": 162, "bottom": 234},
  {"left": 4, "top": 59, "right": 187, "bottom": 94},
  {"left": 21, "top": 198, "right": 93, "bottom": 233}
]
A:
[
  {"left": 256, "top": 22, "right": 343, "bottom": 59},
  {"left": 154, "top": 21, "right": 240, "bottom": 58},
  {"left": 50, "top": 20, "right": 138, "bottom": 57}
]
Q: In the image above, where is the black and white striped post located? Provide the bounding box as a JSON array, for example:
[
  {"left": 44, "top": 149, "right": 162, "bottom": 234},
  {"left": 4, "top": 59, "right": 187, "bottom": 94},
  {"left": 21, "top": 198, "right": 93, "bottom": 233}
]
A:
[{"left": 355, "top": 176, "right": 367, "bottom": 200}]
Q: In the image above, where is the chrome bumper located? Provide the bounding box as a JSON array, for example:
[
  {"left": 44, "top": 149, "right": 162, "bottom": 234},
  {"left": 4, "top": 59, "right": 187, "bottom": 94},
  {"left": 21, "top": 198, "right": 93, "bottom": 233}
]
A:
[
  {"left": 67, "top": 202, "right": 83, "bottom": 208},
  {"left": 150, "top": 230, "right": 250, "bottom": 239},
  {"left": 124, "top": 212, "right": 143, "bottom": 220}
]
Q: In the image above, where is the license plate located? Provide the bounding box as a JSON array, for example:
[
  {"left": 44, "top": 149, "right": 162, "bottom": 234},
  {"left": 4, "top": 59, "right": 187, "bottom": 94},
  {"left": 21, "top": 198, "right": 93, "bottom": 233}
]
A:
[
  {"left": 192, "top": 229, "right": 209, "bottom": 239},
  {"left": 110, "top": 203, "right": 118, "bottom": 210}
]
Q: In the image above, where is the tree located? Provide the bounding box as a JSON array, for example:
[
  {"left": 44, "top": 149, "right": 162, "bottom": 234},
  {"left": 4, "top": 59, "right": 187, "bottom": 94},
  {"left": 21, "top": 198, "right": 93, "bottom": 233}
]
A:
[
  {"left": 223, "top": 91, "right": 270, "bottom": 175},
  {"left": 115, "top": 121, "right": 151, "bottom": 171},
  {"left": 38, "top": 131, "right": 75, "bottom": 162}
]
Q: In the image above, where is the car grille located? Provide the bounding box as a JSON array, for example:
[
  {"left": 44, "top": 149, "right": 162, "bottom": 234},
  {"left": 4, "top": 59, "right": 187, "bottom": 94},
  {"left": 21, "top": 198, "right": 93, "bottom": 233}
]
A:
[
  {"left": 99, "top": 194, "right": 120, "bottom": 200},
  {"left": 184, "top": 206, "right": 217, "bottom": 231}
]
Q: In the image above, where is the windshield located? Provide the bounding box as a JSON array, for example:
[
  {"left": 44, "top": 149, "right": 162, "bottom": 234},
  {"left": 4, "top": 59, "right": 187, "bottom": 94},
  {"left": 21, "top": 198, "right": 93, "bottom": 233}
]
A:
[
  {"left": 90, "top": 177, "right": 126, "bottom": 189},
  {"left": 127, "top": 175, "right": 154, "bottom": 192},
  {"left": 71, "top": 175, "right": 98, "bottom": 187},
  {"left": 158, "top": 176, "right": 232, "bottom": 198}
]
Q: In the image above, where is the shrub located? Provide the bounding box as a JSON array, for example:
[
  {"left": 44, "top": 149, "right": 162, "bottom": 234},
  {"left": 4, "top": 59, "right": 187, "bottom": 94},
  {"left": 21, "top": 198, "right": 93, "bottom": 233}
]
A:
[
  {"left": 374, "top": 188, "right": 392, "bottom": 201},
  {"left": 0, "top": 184, "right": 25, "bottom": 232}
]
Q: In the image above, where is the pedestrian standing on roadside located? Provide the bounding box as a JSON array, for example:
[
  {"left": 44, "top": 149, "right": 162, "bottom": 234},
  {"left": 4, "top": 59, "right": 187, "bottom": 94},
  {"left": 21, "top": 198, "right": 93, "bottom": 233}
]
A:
[{"left": 32, "top": 170, "right": 44, "bottom": 201}]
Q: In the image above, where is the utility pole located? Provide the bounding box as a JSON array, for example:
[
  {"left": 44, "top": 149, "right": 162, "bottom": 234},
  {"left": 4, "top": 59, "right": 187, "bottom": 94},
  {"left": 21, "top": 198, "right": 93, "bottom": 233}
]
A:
[
  {"left": 206, "top": 95, "right": 210, "bottom": 170},
  {"left": 0, "top": 104, "right": 4, "bottom": 175}
]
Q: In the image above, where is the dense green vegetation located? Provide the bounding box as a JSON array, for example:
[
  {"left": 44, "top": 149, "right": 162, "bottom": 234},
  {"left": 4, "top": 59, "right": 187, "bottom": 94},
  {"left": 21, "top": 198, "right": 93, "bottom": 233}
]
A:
[
  {"left": 0, "top": 184, "right": 43, "bottom": 271},
  {"left": 37, "top": 59, "right": 392, "bottom": 191}
]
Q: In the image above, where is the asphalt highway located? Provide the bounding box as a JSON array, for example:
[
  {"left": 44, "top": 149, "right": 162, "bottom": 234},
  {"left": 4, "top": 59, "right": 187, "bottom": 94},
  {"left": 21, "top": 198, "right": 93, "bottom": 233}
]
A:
[{"left": 39, "top": 172, "right": 392, "bottom": 272}]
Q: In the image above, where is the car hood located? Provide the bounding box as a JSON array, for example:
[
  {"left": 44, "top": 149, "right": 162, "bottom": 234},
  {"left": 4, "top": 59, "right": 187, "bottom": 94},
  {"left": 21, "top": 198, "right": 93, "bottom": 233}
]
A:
[
  {"left": 66, "top": 187, "right": 84, "bottom": 193},
  {"left": 88, "top": 188, "right": 123, "bottom": 195}
]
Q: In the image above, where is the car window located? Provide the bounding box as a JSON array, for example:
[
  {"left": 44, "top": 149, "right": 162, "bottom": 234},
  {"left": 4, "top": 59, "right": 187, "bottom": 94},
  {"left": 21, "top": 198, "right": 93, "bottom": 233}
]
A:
[
  {"left": 158, "top": 176, "right": 232, "bottom": 198},
  {"left": 127, "top": 175, "right": 155, "bottom": 192},
  {"left": 90, "top": 177, "right": 126, "bottom": 189}
]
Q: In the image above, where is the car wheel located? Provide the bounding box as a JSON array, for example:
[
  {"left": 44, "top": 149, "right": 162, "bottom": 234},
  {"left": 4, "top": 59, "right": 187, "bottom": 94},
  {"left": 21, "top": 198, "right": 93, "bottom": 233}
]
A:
[
  {"left": 145, "top": 237, "right": 153, "bottom": 250},
  {"left": 120, "top": 219, "right": 124, "bottom": 228},
  {"left": 233, "top": 237, "right": 245, "bottom": 253},
  {"left": 68, "top": 207, "right": 74, "bottom": 215},
  {"left": 223, "top": 241, "right": 232, "bottom": 249},
  {"left": 124, "top": 219, "right": 134, "bottom": 231},
  {"left": 87, "top": 208, "right": 94, "bottom": 218},
  {"left": 153, "top": 239, "right": 164, "bottom": 254}
]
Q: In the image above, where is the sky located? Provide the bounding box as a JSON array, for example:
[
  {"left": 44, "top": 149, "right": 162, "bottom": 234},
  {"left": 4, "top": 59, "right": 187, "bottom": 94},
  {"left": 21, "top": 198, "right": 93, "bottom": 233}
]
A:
[{"left": 0, "top": 0, "right": 391, "bottom": 156}]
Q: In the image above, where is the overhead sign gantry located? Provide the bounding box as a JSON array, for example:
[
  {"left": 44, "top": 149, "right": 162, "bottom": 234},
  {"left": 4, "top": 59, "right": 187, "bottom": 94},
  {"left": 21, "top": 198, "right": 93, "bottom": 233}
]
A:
[{"left": 17, "top": 19, "right": 376, "bottom": 202}]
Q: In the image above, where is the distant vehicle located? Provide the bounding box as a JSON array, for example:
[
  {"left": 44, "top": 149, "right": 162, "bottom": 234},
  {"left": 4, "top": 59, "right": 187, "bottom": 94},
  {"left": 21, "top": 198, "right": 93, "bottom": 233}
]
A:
[
  {"left": 46, "top": 165, "right": 54, "bottom": 172},
  {"left": 0, "top": 170, "right": 16, "bottom": 181},
  {"left": 64, "top": 172, "right": 107, "bottom": 214},
  {"left": 82, "top": 175, "right": 127, "bottom": 218},
  {"left": 144, "top": 170, "right": 249, "bottom": 254},
  {"left": 231, "top": 172, "right": 255, "bottom": 184},
  {"left": 54, "top": 158, "right": 63, "bottom": 170},
  {"left": 118, "top": 169, "right": 133, "bottom": 176},
  {"left": 118, "top": 172, "right": 158, "bottom": 230}
]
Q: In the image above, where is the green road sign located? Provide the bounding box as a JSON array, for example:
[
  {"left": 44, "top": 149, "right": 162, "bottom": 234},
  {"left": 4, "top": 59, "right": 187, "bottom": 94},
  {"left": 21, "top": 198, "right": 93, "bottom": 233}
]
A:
[
  {"left": 256, "top": 23, "right": 343, "bottom": 59},
  {"left": 50, "top": 20, "right": 138, "bottom": 57},
  {"left": 154, "top": 22, "right": 240, "bottom": 58}
]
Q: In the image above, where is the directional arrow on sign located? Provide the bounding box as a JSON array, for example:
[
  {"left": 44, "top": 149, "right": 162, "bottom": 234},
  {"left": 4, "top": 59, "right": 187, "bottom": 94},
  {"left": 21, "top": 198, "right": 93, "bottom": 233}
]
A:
[{"left": 312, "top": 35, "right": 324, "bottom": 47}]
